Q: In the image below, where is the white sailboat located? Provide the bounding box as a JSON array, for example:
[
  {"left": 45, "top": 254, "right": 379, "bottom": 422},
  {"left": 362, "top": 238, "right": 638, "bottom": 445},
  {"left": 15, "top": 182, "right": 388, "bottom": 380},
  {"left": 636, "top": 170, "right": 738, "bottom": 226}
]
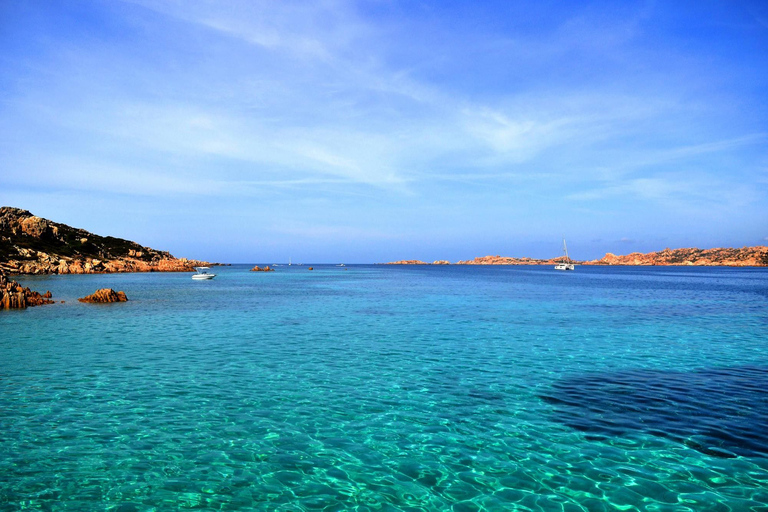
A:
[
  {"left": 554, "top": 239, "right": 575, "bottom": 271},
  {"left": 192, "top": 266, "right": 216, "bottom": 279}
]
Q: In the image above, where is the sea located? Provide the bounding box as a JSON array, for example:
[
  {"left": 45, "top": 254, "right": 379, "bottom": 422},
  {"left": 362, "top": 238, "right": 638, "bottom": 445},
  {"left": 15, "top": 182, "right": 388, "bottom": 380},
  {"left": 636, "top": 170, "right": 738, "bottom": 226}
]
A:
[{"left": 1, "top": 264, "right": 767, "bottom": 511}]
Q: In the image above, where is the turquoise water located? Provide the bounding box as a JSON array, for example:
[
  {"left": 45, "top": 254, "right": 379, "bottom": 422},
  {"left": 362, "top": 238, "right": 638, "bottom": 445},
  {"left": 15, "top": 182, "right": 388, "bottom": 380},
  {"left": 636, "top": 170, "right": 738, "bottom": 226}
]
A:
[{"left": 1, "top": 265, "right": 767, "bottom": 511}]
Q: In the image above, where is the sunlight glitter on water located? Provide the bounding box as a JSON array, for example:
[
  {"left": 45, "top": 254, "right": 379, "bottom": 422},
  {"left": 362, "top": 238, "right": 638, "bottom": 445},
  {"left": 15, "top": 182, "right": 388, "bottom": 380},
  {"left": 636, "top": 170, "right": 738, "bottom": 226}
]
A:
[{"left": 1, "top": 265, "right": 767, "bottom": 510}]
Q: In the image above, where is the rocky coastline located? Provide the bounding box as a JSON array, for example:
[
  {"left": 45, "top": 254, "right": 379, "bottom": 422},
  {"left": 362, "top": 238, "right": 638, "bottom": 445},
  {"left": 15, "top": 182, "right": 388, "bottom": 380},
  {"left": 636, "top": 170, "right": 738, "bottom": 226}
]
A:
[
  {"left": 0, "top": 269, "right": 55, "bottom": 309},
  {"left": 0, "top": 207, "right": 211, "bottom": 275},
  {"left": 386, "top": 260, "right": 451, "bottom": 265},
  {"left": 587, "top": 246, "right": 768, "bottom": 266},
  {"left": 388, "top": 246, "right": 768, "bottom": 267},
  {"left": 457, "top": 255, "right": 565, "bottom": 265}
]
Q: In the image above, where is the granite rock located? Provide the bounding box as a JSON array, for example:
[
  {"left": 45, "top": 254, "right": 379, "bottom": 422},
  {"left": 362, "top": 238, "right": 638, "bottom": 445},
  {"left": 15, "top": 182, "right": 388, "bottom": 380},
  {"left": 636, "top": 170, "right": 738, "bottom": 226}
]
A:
[
  {"left": 0, "top": 270, "right": 55, "bottom": 309},
  {"left": 78, "top": 288, "right": 128, "bottom": 303},
  {"left": 0, "top": 207, "right": 212, "bottom": 275}
]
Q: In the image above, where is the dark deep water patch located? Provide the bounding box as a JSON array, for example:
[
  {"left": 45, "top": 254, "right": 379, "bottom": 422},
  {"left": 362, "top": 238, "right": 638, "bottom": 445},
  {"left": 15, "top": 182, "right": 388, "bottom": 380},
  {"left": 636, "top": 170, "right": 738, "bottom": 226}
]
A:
[{"left": 541, "top": 366, "right": 768, "bottom": 458}]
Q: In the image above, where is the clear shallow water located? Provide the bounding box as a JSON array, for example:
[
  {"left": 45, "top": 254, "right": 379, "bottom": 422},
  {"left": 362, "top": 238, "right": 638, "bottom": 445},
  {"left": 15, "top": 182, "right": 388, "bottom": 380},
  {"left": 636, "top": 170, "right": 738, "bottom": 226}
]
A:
[{"left": 1, "top": 264, "right": 767, "bottom": 511}]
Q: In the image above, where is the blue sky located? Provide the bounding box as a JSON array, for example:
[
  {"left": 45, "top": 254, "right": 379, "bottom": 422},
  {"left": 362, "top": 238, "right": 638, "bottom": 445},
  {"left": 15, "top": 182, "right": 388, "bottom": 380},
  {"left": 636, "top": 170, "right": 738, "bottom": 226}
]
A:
[{"left": 1, "top": 1, "right": 766, "bottom": 263}]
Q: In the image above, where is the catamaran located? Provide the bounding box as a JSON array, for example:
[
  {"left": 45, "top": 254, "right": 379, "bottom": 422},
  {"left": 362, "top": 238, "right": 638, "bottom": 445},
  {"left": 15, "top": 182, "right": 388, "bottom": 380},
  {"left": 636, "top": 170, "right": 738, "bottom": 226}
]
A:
[
  {"left": 191, "top": 266, "right": 216, "bottom": 280},
  {"left": 554, "top": 239, "right": 575, "bottom": 271}
]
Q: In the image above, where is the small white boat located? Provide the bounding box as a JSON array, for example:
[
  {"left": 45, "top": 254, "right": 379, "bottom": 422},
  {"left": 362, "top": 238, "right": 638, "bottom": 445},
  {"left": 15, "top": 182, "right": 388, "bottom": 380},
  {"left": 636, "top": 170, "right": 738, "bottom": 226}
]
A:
[
  {"left": 192, "top": 266, "right": 216, "bottom": 280},
  {"left": 555, "top": 239, "right": 575, "bottom": 271},
  {"left": 337, "top": 263, "right": 345, "bottom": 267}
]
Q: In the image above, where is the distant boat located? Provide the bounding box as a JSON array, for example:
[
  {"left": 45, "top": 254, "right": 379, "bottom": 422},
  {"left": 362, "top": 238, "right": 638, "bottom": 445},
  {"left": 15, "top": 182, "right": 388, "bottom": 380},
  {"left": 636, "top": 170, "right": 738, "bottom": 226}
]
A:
[
  {"left": 337, "top": 263, "right": 345, "bottom": 267},
  {"left": 554, "top": 239, "right": 575, "bottom": 271},
  {"left": 192, "top": 266, "right": 216, "bottom": 280}
]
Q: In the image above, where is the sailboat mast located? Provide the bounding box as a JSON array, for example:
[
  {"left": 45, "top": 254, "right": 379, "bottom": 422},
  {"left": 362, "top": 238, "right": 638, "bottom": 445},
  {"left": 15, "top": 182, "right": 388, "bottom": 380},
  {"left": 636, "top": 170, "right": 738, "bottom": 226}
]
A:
[{"left": 563, "top": 238, "right": 569, "bottom": 262}]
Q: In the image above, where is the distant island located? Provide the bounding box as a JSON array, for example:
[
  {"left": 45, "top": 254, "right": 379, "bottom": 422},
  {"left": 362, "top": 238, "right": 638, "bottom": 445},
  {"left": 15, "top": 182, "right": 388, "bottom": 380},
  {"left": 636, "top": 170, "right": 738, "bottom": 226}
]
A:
[
  {"left": 387, "top": 260, "right": 450, "bottom": 265},
  {"left": 0, "top": 206, "right": 210, "bottom": 275},
  {"left": 388, "top": 246, "right": 768, "bottom": 267}
]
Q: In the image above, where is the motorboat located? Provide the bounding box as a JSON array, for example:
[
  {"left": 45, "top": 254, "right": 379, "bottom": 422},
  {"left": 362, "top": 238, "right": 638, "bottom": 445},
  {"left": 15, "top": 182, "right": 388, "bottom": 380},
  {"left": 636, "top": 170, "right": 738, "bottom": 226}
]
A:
[
  {"left": 554, "top": 239, "right": 575, "bottom": 271},
  {"left": 192, "top": 266, "right": 216, "bottom": 280}
]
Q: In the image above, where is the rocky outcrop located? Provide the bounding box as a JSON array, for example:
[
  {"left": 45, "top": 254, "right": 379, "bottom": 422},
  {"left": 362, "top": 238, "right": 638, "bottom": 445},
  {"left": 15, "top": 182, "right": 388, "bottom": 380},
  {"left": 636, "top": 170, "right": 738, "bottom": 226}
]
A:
[
  {"left": 78, "top": 288, "right": 128, "bottom": 303},
  {"left": 457, "top": 255, "right": 567, "bottom": 265},
  {"left": 586, "top": 246, "right": 768, "bottom": 266},
  {"left": 388, "top": 246, "right": 768, "bottom": 267},
  {"left": 250, "top": 265, "right": 274, "bottom": 272},
  {"left": 0, "top": 207, "right": 211, "bottom": 275},
  {"left": 391, "top": 246, "right": 768, "bottom": 267},
  {"left": 0, "top": 270, "right": 55, "bottom": 309}
]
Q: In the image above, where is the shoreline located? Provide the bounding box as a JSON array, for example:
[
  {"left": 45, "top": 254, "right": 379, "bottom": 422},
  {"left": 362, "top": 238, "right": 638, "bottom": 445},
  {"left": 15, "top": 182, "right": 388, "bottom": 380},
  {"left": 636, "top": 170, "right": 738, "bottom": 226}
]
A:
[{"left": 386, "top": 245, "right": 768, "bottom": 267}]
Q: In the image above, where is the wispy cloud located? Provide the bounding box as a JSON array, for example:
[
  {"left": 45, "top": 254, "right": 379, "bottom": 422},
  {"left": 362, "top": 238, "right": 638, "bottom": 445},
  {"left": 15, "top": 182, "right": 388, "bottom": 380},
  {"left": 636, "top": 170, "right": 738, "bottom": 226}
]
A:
[
  {"left": 2, "top": 0, "right": 766, "bottom": 260},
  {"left": 566, "top": 132, "right": 767, "bottom": 209},
  {"left": 268, "top": 221, "right": 397, "bottom": 241}
]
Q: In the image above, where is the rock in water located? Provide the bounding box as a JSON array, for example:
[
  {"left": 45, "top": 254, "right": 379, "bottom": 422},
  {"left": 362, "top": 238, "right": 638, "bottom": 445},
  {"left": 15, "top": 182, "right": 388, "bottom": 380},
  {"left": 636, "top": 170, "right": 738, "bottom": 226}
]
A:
[
  {"left": 0, "top": 270, "right": 55, "bottom": 309},
  {"left": 78, "top": 288, "right": 128, "bottom": 303},
  {"left": 250, "top": 265, "right": 275, "bottom": 272}
]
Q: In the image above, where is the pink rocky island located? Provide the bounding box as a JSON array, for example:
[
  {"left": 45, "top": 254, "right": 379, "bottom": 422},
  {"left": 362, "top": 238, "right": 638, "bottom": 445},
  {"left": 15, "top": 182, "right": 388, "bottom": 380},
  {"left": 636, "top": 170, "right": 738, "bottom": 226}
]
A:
[{"left": 387, "top": 246, "right": 768, "bottom": 267}]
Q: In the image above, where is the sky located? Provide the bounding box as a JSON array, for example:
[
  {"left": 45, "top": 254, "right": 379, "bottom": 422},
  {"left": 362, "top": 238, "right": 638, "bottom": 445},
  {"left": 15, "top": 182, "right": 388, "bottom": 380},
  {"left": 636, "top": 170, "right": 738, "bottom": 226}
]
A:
[{"left": 1, "top": 0, "right": 767, "bottom": 263}]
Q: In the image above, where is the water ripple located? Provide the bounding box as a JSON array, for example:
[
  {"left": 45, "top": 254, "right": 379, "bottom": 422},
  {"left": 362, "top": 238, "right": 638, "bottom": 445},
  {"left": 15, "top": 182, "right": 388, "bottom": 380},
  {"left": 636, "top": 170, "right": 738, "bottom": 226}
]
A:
[
  {"left": 542, "top": 365, "right": 768, "bottom": 458},
  {"left": 2, "top": 265, "right": 768, "bottom": 510}
]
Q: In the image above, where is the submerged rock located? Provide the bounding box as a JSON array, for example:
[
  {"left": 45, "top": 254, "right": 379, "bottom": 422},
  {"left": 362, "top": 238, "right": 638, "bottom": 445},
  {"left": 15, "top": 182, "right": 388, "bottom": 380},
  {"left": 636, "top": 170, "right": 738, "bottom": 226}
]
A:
[
  {"left": 78, "top": 288, "right": 128, "bottom": 303},
  {"left": 541, "top": 366, "right": 768, "bottom": 458}
]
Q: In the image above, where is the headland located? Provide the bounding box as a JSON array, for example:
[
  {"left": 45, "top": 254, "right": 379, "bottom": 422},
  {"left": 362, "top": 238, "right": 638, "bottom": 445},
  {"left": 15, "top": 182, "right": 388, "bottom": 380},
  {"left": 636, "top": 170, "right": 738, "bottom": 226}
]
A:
[{"left": 0, "top": 206, "right": 210, "bottom": 275}]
